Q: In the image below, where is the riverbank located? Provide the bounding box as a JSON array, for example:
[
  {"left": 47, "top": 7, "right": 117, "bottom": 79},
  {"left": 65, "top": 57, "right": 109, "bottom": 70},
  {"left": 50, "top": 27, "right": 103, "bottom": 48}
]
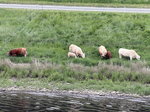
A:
[
  {"left": 0, "top": 77, "right": 149, "bottom": 96},
  {"left": 0, "top": 86, "right": 150, "bottom": 99}
]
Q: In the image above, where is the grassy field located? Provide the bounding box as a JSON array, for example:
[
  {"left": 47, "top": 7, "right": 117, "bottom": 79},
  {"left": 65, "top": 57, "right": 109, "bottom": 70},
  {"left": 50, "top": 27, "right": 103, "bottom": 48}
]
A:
[
  {"left": 0, "top": 0, "right": 150, "bottom": 8},
  {"left": 0, "top": 9, "right": 150, "bottom": 95}
]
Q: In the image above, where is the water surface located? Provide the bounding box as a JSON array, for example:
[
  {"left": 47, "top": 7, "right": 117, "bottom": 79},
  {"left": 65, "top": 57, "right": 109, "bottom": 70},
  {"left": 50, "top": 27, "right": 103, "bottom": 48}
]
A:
[{"left": 0, "top": 91, "right": 149, "bottom": 112}]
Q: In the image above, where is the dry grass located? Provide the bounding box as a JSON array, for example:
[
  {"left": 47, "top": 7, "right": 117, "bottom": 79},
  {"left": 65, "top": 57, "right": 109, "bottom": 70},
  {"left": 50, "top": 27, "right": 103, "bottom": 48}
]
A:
[
  {"left": 0, "top": 58, "right": 62, "bottom": 70},
  {"left": 68, "top": 62, "right": 150, "bottom": 75},
  {"left": 0, "top": 58, "right": 149, "bottom": 85},
  {"left": 0, "top": 59, "right": 150, "bottom": 75},
  {"left": 0, "top": 59, "right": 30, "bottom": 69}
]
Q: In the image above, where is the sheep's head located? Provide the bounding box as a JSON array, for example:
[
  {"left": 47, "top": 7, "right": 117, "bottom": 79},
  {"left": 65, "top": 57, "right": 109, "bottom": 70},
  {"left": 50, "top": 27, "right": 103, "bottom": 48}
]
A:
[
  {"left": 136, "top": 55, "right": 140, "bottom": 60},
  {"left": 82, "top": 53, "right": 85, "bottom": 58}
]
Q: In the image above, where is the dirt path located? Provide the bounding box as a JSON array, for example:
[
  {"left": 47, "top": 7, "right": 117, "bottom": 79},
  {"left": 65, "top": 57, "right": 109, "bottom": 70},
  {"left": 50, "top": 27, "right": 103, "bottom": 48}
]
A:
[{"left": 0, "top": 3, "right": 150, "bottom": 13}]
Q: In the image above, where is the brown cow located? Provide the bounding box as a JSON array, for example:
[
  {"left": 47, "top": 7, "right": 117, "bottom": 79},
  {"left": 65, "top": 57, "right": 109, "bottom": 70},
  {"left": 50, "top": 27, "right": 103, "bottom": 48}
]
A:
[{"left": 8, "top": 48, "right": 27, "bottom": 57}]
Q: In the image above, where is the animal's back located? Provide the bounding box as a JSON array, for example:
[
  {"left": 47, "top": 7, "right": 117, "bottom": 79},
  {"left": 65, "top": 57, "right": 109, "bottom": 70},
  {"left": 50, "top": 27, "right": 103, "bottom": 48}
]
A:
[
  {"left": 69, "top": 44, "right": 81, "bottom": 53},
  {"left": 99, "top": 45, "right": 107, "bottom": 56},
  {"left": 9, "top": 48, "right": 27, "bottom": 57},
  {"left": 119, "top": 48, "right": 130, "bottom": 56},
  {"left": 119, "top": 48, "right": 137, "bottom": 57}
]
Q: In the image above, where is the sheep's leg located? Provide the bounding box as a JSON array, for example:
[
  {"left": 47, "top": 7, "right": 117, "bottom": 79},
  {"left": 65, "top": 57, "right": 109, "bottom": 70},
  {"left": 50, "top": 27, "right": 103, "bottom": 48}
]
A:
[
  {"left": 130, "top": 56, "right": 132, "bottom": 60},
  {"left": 119, "top": 53, "right": 122, "bottom": 59}
]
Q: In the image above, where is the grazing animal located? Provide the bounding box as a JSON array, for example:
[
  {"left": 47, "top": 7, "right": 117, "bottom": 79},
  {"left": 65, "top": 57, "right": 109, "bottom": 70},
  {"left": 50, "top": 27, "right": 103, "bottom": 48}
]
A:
[
  {"left": 68, "top": 52, "right": 77, "bottom": 58},
  {"left": 8, "top": 48, "right": 27, "bottom": 57},
  {"left": 69, "top": 44, "right": 85, "bottom": 58},
  {"left": 98, "top": 45, "right": 107, "bottom": 57},
  {"left": 104, "top": 51, "right": 112, "bottom": 59},
  {"left": 118, "top": 48, "right": 140, "bottom": 60}
]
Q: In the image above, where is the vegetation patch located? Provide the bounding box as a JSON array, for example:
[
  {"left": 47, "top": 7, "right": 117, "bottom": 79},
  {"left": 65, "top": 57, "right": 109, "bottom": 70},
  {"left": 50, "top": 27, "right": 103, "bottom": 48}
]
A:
[
  {"left": 0, "top": 59, "right": 149, "bottom": 95},
  {"left": 0, "top": 9, "right": 149, "bottom": 95},
  {"left": 0, "top": 9, "right": 149, "bottom": 64}
]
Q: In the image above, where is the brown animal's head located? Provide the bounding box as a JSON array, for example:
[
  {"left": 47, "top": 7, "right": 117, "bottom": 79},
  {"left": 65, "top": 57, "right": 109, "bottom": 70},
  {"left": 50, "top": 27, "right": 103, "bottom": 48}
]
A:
[
  {"left": 106, "top": 51, "right": 112, "bottom": 59},
  {"left": 102, "top": 51, "right": 112, "bottom": 59}
]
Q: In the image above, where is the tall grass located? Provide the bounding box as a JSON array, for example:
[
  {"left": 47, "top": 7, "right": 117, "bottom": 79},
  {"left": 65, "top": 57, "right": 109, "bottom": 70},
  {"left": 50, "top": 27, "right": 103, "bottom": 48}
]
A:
[{"left": 0, "top": 59, "right": 149, "bottom": 84}]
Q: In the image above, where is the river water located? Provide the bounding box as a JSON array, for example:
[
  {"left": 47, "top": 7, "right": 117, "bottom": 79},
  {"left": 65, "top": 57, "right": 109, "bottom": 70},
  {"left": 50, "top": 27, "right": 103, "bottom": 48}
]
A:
[{"left": 0, "top": 91, "right": 149, "bottom": 112}]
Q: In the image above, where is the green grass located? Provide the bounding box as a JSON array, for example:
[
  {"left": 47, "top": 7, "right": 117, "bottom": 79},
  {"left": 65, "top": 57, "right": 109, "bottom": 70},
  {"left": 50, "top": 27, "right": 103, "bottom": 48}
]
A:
[
  {"left": 0, "top": 9, "right": 150, "bottom": 64},
  {"left": 0, "top": 9, "right": 150, "bottom": 95},
  {"left": 0, "top": 0, "right": 150, "bottom": 8}
]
